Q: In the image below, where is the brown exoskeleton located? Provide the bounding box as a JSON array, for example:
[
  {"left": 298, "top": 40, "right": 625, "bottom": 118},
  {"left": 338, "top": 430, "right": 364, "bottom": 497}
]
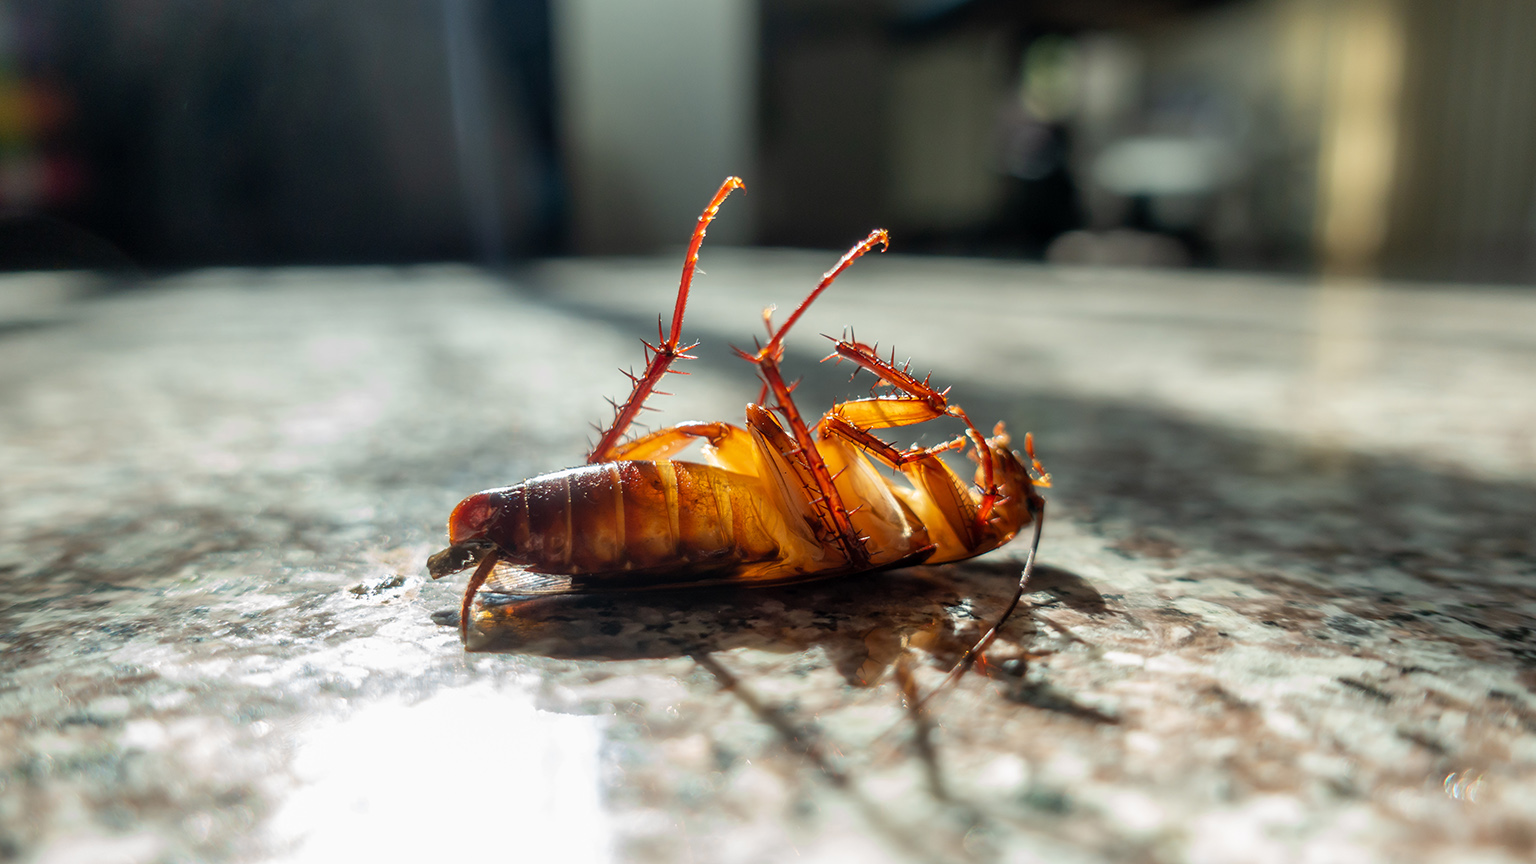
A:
[{"left": 428, "top": 177, "right": 1049, "bottom": 691}]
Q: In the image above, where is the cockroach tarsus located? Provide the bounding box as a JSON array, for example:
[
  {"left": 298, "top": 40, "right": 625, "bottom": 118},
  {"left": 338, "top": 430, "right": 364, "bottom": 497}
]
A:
[{"left": 427, "top": 176, "right": 1050, "bottom": 696}]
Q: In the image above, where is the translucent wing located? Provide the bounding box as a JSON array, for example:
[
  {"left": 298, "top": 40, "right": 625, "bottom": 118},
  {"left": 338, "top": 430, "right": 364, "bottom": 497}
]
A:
[
  {"left": 482, "top": 563, "right": 576, "bottom": 596},
  {"left": 481, "top": 559, "right": 812, "bottom": 596}
]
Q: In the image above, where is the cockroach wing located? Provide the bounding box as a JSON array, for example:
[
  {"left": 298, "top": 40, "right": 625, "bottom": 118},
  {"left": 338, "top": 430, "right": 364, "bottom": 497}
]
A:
[
  {"left": 482, "top": 563, "right": 576, "bottom": 596},
  {"left": 480, "top": 559, "right": 761, "bottom": 596}
]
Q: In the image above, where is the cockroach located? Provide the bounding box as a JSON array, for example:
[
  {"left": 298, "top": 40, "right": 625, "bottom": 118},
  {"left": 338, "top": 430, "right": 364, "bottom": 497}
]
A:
[{"left": 428, "top": 176, "right": 1049, "bottom": 691}]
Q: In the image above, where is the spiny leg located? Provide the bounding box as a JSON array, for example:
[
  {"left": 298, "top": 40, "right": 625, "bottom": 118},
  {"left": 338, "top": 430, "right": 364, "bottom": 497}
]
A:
[
  {"left": 588, "top": 176, "right": 745, "bottom": 464},
  {"left": 741, "top": 404, "right": 852, "bottom": 551},
  {"left": 467, "top": 179, "right": 739, "bottom": 641},
  {"left": 825, "top": 399, "right": 1051, "bottom": 699},
  {"left": 737, "top": 229, "right": 889, "bottom": 567},
  {"left": 818, "top": 413, "right": 982, "bottom": 553},
  {"left": 819, "top": 414, "right": 967, "bottom": 468},
  {"left": 787, "top": 257, "right": 1050, "bottom": 702},
  {"left": 825, "top": 338, "right": 1003, "bottom": 530}
]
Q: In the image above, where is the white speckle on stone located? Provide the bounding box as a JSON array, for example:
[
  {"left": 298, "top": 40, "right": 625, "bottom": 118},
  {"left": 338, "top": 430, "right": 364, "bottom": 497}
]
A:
[
  {"left": 973, "top": 754, "right": 1030, "bottom": 793},
  {"left": 1101, "top": 789, "right": 1167, "bottom": 834},
  {"left": 88, "top": 696, "right": 132, "bottom": 721},
  {"left": 159, "top": 658, "right": 232, "bottom": 682},
  {"left": 1044, "top": 751, "right": 1093, "bottom": 783},
  {"left": 147, "top": 689, "right": 191, "bottom": 712},
  {"left": 1103, "top": 651, "right": 1146, "bottom": 667},
  {"left": 1184, "top": 795, "right": 1307, "bottom": 864},
  {"left": 1145, "top": 653, "right": 1197, "bottom": 673},
  {"left": 120, "top": 719, "right": 168, "bottom": 750},
  {"left": 1263, "top": 708, "right": 1307, "bottom": 740},
  {"left": 1124, "top": 731, "right": 1162, "bottom": 758},
  {"left": 1172, "top": 597, "right": 1271, "bottom": 640},
  {"left": 33, "top": 831, "right": 165, "bottom": 864}
]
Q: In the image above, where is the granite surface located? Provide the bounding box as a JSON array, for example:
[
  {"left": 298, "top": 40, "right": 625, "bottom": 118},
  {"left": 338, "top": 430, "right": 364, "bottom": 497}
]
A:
[{"left": 1, "top": 256, "right": 1533, "bottom": 863}]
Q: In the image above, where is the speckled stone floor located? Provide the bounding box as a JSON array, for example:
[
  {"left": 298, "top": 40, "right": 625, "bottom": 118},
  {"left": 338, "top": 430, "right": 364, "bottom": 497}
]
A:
[{"left": 1, "top": 256, "right": 1533, "bottom": 863}]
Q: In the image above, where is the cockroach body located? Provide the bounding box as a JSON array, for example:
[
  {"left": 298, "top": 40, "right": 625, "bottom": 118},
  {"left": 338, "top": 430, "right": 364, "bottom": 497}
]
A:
[{"left": 429, "top": 177, "right": 1049, "bottom": 685}]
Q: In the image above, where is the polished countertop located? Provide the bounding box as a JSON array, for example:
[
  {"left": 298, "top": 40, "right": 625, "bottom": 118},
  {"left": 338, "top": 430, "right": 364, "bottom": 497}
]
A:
[{"left": 2, "top": 255, "right": 1533, "bottom": 863}]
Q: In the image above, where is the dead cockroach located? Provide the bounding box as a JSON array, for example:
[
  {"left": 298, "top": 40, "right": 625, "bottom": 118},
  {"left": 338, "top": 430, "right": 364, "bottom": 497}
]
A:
[{"left": 428, "top": 176, "right": 1049, "bottom": 690}]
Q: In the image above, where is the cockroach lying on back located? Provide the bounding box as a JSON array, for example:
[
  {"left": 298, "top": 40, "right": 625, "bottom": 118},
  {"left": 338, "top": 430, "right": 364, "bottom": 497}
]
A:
[{"left": 429, "top": 177, "right": 1049, "bottom": 691}]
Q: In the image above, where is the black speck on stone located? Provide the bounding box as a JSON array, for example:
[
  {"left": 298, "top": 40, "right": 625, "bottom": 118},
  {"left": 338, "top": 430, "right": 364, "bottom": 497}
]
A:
[
  {"left": 1020, "top": 787, "right": 1072, "bottom": 814},
  {"left": 599, "top": 620, "right": 623, "bottom": 636},
  {"left": 1338, "top": 677, "right": 1393, "bottom": 703},
  {"left": 1326, "top": 615, "right": 1371, "bottom": 637}
]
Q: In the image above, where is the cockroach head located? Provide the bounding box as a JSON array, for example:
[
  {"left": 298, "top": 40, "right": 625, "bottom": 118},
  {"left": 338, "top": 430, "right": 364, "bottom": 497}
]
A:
[
  {"left": 426, "top": 540, "right": 495, "bottom": 579},
  {"left": 446, "top": 488, "right": 514, "bottom": 544},
  {"left": 429, "top": 488, "right": 516, "bottom": 578}
]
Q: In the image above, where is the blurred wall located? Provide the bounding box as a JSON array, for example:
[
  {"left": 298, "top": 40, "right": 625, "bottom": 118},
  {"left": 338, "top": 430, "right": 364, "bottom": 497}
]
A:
[
  {"left": 1113, "top": 0, "right": 1536, "bottom": 281},
  {"left": 755, "top": 0, "right": 1536, "bottom": 282},
  {"left": 554, "top": 0, "right": 756, "bottom": 253},
  {"left": 757, "top": 1, "right": 893, "bottom": 249},
  {"left": 11, "top": 0, "right": 561, "bottom": 268},
  {"left": 3, "top": 0, "right": 1535, "bottom": 282},
  {"left": 1385, "top": 0, "right": 1536, "bottom": 282}
]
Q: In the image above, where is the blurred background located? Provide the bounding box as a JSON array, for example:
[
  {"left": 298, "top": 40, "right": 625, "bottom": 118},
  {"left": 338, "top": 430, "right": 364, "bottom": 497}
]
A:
[{"left": 2, "top": 0, "right": 1534, "bottom": 283}]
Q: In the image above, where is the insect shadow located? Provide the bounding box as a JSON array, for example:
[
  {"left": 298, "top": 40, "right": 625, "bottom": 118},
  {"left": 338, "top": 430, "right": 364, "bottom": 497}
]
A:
[{"left": 435, "top": 559, "right": 1100, "bottom": 688}]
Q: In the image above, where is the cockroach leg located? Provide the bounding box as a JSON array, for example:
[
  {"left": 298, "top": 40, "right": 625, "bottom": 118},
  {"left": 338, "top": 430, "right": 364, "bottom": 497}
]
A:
[
  {"left": 736, "top": 230, "right": 891, "bottom": 568},
  {"left": 751, "top": 352, "right": 868, "bottom": 565},
  {"left": 920, "top": 496, "right": 1046, "bottom": 709},
  {"left": 588, "top": 176, "right": 745, "bottom": 464},
  {"left": 1022, "top": 431, "right": 1052, "bottom": 487},
  {"left": 456, "top": 550, "right": 503, "bottom": 642},
  {"left": 817, "top": 415, "right": 966, "bottom": 470},
  {"left": 603, "top": 421, "right": 739, "bottom": 462},
  {"left": 826, "top": 338, "right": 1003, "bottom": 528}
]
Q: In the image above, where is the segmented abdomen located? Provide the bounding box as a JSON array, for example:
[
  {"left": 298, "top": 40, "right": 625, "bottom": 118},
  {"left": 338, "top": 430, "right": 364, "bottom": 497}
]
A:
[{"left": 451, "top": 461, "right": 781, "bottom": 577}]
